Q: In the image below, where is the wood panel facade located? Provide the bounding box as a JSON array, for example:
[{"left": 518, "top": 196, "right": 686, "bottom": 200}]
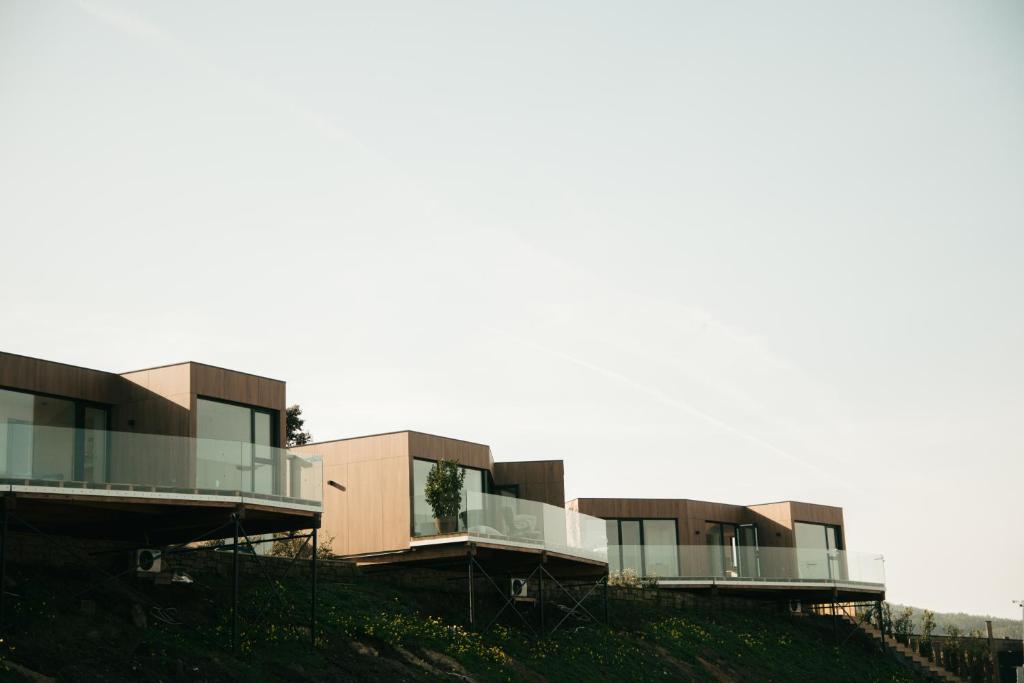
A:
[
  {"left": 292, "top": 432, "right": 411, "bottom": 557},
  {"left": 493, "top": 460, "right": 565, "bottom": 507},
  {"left": 293, "top": 431, "right": 571, "bottom": 558},
  {"left": 568, "top": 498, "right": 845, "bottom": 549}
]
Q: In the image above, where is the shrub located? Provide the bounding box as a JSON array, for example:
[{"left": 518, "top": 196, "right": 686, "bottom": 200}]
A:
[
  {"left": 270, "top": 532, "right": 334, "bottom": 559},
  {"left": 919, "top": 609, "right": 936, "bottom": 660},
  {"left": 608, "top": 568, "right": 658, "bottom": 589},
  {"left": 892, "top": 606, "right": 914, "bottom": 645}
]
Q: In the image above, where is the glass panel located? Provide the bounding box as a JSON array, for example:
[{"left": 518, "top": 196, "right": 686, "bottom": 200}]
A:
[
  {"left": 0, "top": 388, "right": 37, "bottom": 477},
  {"left": 411, "top": 458, "right": 435, "bottom": 536},
  {"left": 795, "top": 521, "right": 830, "bottom": 579},
  {"left": 722, "top": 524, "right": 739, "bottom": 577},
  {"left": 638, "top": 545, "right": 885, "bottom": 585},
  {"left": 456, "top": 491, "right": 608, "bottom": 562},
  {"left": 460, "top": 468, "right": 483, "bottom": 531},
  {"left": 620, "top": 520, "right": 642, "bottom": 573},
  {"left": 705, "top": 522, "right": 723, "bottom": 577},
  {"left": 253, "top": 411, "right": 274, "bottom": 495},
  {"left": 411, "top": 459, "right": 489, "bottom": 537},
  {"left": 196, "top": 399, "right": 251, "bottom": 492},
  {"left": 0, "top": 388, "right": 76, "bottom": 480},
  {"left": 737, "top": 524, "right": 760, "bottom": 578},
  {"left": 0, "top": 422, "right": 321, "bottom": 506},
  {"left": 641, "top": 519, "right": 678, "bottom": 577},
  {"left": 81, "top": 406, "right": 109, "bottom": 483},
  {"left": 606, "top": 520, "right": 621, "bottom": 573}
]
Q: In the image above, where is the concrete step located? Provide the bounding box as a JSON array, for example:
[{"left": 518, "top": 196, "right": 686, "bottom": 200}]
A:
[{"left": 844, "top": 617, "right": 965, "bottom": 683}]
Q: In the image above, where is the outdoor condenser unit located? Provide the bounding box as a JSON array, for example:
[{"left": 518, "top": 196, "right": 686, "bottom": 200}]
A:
[
  {"left": 510, "top": 577, "right": 528, "bottom": 598},
  {"left": 136, "top": 548, "right": 162, "bottom": 574}
]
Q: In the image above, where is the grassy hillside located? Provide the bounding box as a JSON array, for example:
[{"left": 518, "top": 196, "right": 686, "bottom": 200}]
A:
[
  {"left": 0, "top": 565, "right": 922, "bottom": 682},
  {"left": 887, "top": 603, "right": 1022, "bottom": 639}
]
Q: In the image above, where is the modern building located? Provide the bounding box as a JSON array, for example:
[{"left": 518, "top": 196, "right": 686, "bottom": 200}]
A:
[
  {"left": 570, "top": 497, "right": 885, "bottom": 602},
  {"left": 290, "top": 431, "right": 607, "bottom": 578},
  {"left": 0, "top": 351, "right": 322, "bottom": 544},
  {"left": 0, "top": 349, "right": 884, "bottom": 608}
]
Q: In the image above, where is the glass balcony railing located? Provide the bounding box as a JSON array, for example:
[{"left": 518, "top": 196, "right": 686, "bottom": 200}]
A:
[
  {"left": 0, "top": 424, "right": 322, "bottom": 508},
  {"left": 413, "top": 491, "right": 609, "bottom": 563},
  {"left": 607, "top": 544, "right": 885, "bottom": 586}
]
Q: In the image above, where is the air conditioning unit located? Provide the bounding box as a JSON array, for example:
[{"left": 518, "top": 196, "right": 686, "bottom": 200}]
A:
[
  {"left": 510, "top": 577, "right": 529, "bottom": 598},
  {"left": 136, "top": 548, "right": 162, "bottom": 574}
]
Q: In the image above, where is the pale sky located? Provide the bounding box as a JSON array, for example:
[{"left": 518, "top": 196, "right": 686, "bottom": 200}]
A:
[{"left": 1, "top": 1, "right": 1022, "bottom": 619}]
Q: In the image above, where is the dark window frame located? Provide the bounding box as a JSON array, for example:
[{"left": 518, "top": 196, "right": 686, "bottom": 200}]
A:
[
  {"left": 793, "top": 520, "right": 844, "bottom": 550},
  {"left": 409, "top": 456, "right": 491, "bottom": 537},
  {"left": 195, "top": 395, "right": 280, "bottom": 494},
  {"left": 704, "top": 520, "right": 760, "bottom": 578},
  {"left": 606, "top": 517, "right": 680, "bottom": 577},
  {"left": 0, "top": 384, "right": 113, "bottom": 482}
]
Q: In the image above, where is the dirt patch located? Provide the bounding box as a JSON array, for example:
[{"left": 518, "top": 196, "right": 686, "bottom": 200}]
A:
[
  {"left": 696, "top": 655, "right": 736, "bottom": 682},
  {"left": 421, "top": 649, "right": 476, "bottom": 680}
]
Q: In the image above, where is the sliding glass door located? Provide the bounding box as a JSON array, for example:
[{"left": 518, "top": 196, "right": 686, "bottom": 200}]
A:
[
  {"left": 607, "top": 518, "right": 679, "bottom": 578},
  {"left": 0, "top": 387, "right": 109, "bottom": 483},
  {"left": 77, "top": 405, "right": 110, "bottom": 483},
  {"left": 705, "top": 521, "right": 760, "bottom": 578},
  {"left": 196, "top": 397, "right": 279, "bottom": 495},
  {"left": 794, "top": 521, "right": 844, "bottom": 580}
]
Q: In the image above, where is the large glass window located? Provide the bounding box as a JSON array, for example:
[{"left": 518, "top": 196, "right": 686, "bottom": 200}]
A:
[
  {"left": 607, "top": 518, "right": 679, "bottom": 577},
  {"left": 80, "top": 406, "right": 109, "bottom": 483},
  {"left": 0, "top": 387, "right": 107, "bottom": 482},
  {"left": 411, "top": 458, "right": 488, "bottom": 536},
  {"left": 705, "top": 521, "right": 760, "bottom": 578},
  {"left": 794, "top": 521, "right": 844, "bottom": 579},
  {"left": 196, "top": 398, "right": 278, "bottom": 494}
]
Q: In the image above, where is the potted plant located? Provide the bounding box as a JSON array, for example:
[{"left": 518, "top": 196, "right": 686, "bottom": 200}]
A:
[{"left": 424, "top": 458, "right": 465, "bottom": 534}]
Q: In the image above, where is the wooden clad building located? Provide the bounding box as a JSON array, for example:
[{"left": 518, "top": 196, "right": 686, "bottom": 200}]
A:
[{"left": 291, "top": 431, "right": 566, "bottom": 559}]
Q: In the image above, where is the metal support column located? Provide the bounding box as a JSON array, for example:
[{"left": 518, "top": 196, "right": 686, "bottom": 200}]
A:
[
  {"left": 231, "top": 511, "right": 240, "bottom": 651},
  {"left": 467, "top": 545, "right": 475, "bottom": 627},
  {"left": 603, "top": 573, "right": 609, "bottom": 626},
  {"left": 538, "top": 554, "right": 546, "bottom": 635},
  {"left": 876, "top": 600, "right": 885, "bottom": 652},
  {"left": 311, "top": 524, "right": 318, "bottom": 648},
  {"left": 831, "top": 588, "right": 838, "bottom": 643},
  {"left": 0, "top": 497, "right": 8, "bottom": 626}
]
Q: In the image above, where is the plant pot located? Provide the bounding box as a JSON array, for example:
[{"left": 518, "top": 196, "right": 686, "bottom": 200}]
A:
[{"left": 434, "top": 517, "right": 458, "bottom": 534}]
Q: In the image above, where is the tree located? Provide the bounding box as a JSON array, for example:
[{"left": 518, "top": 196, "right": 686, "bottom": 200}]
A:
[
  {"left": 424, "top": 459, "right": 465, "bottom": 533},
  {"left": 892, "top": 606, "right": 914, "bottom": 645},
  {"left": 920, "top": 609, "right": 936, "bottom": 660},
  {"left": 286, "top": 404, "right": 312, "bottom": 446},
  {"left": 941, "top": 624, "right": 963, "bottom": 675}
]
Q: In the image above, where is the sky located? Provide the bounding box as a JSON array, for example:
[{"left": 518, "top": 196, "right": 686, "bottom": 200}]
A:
[{"left": 1, "top": 0, "right": 1022, "bottom": 619}]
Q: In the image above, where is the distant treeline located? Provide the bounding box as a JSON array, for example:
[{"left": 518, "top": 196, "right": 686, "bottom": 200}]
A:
[{"left": 889, "top": 603, "right": 1022, "bottom": 639}]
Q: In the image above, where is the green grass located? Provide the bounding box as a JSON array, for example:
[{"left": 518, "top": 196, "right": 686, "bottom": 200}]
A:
[{"left": 0, "top": 565, "right": 922, "bottom": 682}]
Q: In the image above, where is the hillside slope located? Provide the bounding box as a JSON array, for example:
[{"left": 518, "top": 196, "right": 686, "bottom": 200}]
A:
[{"left": 0, "top": 565, "right": 921, "bottom": 682}]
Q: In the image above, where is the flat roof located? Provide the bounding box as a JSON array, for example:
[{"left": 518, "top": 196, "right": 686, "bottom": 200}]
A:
[
  {"left": 300, "top": 429, "right": 492, "bottom": 450},
  {"left": 568, "top": 496, "right": 843, "bottom": 511},
  {"left": 0, "top": 351, "right": 285, "bottom": 385},
  {"left": 120, "top": 360, "right": 286, "bottom": 384}
]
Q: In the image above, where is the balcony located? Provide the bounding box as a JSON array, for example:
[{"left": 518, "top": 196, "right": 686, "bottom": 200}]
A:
[
  {"left": 608, "top": 544, "right": 885, "bottom": 590},
  {"left": 0, "top": 424, "right": 323, "bottom": 511},
  {"left": 412, "top": 491, "right": 609, "bottom": 564}
]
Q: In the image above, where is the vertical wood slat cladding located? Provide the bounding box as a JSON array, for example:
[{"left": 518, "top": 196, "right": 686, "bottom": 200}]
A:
[
  {"left": 291, "top": 432, "right": 410, "bottom": 557},
  {"left": 493, "top": 460, "right": 566, "bottom": 507},
  {"left": 571, "top": 497, "right": 847, "bottom": 549},
  {"left": 406, "top": 432, "right": 493, "bottom": 472},
  {"left": 0, "top": 352, "right": 123, "bottom": 404}
]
